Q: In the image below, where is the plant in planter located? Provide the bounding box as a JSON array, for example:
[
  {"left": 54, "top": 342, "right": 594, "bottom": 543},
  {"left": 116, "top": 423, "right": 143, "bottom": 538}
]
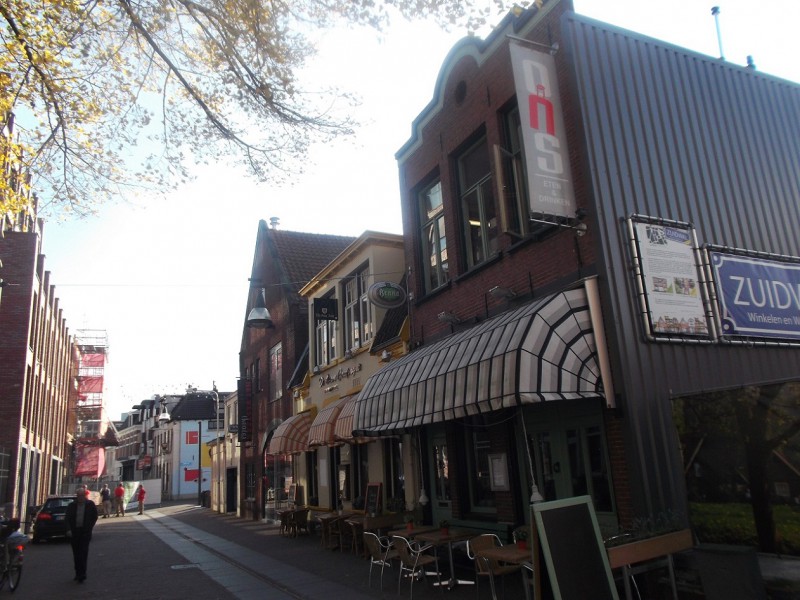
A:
[
  {"left": 515, "top": 526, "right": 529, "bottom": 550},
  {"left": 404, "top": 513, "right": 415, "bottom": 531},
  {"left": 439, "top": 520, "right": 450, "bottom": 535},
  {"left": 604, "top": 510, "right": 693, "bottom": 569}
]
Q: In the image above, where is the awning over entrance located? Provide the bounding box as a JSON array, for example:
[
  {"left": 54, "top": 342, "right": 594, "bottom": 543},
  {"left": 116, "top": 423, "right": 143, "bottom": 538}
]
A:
[
  {"left": 268, "top": 412, "right": 312, "bottom": 454},
  {"left": 353, "top": 285, "right": 603, "bottom": 436},
  {"left": 334, "top": 394, "right": 370, "bottom": 444},
  {"left": 308, "top": 397, "right": 350, "bottom": 447}
]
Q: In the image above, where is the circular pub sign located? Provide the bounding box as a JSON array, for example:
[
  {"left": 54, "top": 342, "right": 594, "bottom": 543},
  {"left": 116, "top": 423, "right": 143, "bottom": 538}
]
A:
[{"left": 367, "top": 281, "right": 407, "bottom": 309}]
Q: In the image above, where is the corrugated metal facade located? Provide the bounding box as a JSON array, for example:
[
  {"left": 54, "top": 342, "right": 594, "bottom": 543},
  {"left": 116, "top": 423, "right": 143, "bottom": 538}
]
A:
[{"left": 563, "top": 13, "right": 800, "bottom": 515}]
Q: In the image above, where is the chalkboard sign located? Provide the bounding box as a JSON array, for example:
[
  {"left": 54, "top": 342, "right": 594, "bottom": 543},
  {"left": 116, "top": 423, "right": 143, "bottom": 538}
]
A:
[
  {"left": 533, "top": 496, "right": 618, "bottom": 600},
  {"left": 364, "top": 482, "right": 382, "bottom": 515}
]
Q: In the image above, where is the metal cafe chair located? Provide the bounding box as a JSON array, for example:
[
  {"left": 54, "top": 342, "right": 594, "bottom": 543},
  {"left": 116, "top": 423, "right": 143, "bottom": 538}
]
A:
[
  {"left": 466, "top": 534, "right": 521, "bottom": 600},
  {"left": 392, "top": 535, "right": 442, "bottom": 599},
  {"left": 363, "top": 531, "right": 398, "bottom": 590}
]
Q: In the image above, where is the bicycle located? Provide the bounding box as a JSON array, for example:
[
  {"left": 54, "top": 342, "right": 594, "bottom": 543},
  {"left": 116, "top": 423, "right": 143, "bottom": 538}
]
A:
[{"left": 0, "top": 518, "right": 26, "bottom": 593}]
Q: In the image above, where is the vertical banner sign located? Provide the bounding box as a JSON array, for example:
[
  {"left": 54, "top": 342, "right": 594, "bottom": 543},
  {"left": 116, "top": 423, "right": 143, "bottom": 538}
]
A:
[
  {"left": 509, "top": 42, "right": 575, "bottom": 219},
  {"left": 237, "top": 378, "right": 253, "bottom": 442},
  {"left": 634, "top": 221, "right": 708, "bottom": 337},
  {"left": 710, "top": 252, "right": 800, "bottom": 341}
]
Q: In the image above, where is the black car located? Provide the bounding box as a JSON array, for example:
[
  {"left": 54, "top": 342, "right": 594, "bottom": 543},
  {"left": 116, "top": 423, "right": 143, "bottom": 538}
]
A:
[{"left": 31, "top": 495, "right": 75, "bottom": 543}]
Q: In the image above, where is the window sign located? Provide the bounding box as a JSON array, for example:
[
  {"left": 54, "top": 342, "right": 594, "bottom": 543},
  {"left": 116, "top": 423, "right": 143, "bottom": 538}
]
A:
[
  {"left": 709, "top": 249, "right": 800, "bottom": 342},
  {"left": 630, "top": 218, "right": 709, "bottom": 339}
]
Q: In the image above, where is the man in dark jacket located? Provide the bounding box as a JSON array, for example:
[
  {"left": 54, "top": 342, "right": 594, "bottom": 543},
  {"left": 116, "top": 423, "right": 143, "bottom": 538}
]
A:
[{"left": 65, "top": 485, "right": 98, "bottom": 583}]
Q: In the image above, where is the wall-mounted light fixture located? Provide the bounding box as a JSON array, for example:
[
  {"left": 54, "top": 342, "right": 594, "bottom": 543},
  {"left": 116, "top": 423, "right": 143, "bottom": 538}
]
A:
[
  {"left": 380, "top": 350, "right": 392, "bottom": 362},
  {"left": 247, "top": 287, "right": 274, "bottom": 328},
  {"left": 489, "top": 286, "right": 516, "bottom": 300},
  {"left": 437, "top": 311, "right": 461, "bottom": 324}
]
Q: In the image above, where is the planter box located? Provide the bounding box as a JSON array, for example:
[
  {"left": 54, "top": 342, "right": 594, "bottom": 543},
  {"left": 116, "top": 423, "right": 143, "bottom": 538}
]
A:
[{"left": 607, "top": 528, "right": 693, "bottom": 569}]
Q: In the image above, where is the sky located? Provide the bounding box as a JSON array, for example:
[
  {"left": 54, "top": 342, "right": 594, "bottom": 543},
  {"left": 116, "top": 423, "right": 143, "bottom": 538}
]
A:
[{"left": 37, "top": 0, "right": 800, "bottom": 420}]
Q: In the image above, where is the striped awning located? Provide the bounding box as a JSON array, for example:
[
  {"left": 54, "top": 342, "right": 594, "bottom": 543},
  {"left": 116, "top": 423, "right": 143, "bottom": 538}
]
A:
[
  {"left": 268, "top": 412, "right": 312, "bottom": 455},
  {"left": 308, "top": 397, "right": 350, "bottom": 447},
  {"left": 334, "top": 395, "right": 371, "bottom": 444},
  {"left": 353, "top": 285, "right": 603, "bottom": 436}
]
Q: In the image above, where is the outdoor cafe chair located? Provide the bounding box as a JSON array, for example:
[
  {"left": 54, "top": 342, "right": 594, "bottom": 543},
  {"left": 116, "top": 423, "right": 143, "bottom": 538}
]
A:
[
  {"left": 392, "top": 535, "right": 442, "bottom": 599},
  {"left": 466, "top": 534, "right": 521, "bottom": 600},
  {"left": 289, "top": 508, "right": 310, "bottom": 537},
  {"left": 363, "top": 531, "right": 398, "bottom": 590}
]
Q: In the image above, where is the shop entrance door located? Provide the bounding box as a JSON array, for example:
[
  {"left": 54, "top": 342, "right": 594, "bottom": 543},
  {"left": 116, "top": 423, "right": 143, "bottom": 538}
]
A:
[{"left": 523, "top": 400, "right": 616, "bottom": 529}]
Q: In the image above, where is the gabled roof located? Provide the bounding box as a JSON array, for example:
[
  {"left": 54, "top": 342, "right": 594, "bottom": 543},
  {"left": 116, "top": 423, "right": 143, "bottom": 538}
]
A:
[
  {"left": 261, "top": 225, "right": 356, "bottom": 295},
  {"left": 170, "top": 392, "right": 216, "bottom": 421}
]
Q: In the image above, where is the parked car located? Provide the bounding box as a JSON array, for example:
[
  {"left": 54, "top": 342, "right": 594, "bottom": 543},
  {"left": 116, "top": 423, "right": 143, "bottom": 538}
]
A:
[{"left": 31, "top": 495, "right": 75, "bottom": 543}]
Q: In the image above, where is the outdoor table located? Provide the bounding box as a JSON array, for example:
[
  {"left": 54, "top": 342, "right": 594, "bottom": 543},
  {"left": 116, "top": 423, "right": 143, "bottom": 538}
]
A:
[
  {"left": 413, "top": 528, "right": 481, "bottom": 589},
  {"left": 316, "top": 512, "right": 349, "bottom": 549},
  {"left": 386, "top": 524, "right": 439, "bottom": 538},
  {"left": 474, "top": 544, "right": 534, "bottom": 600}
]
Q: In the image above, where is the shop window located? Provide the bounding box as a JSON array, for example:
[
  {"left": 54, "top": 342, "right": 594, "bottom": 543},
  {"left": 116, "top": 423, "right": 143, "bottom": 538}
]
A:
[
  {"left": 433, "top": 441, "right": 451, "bottom": 505},
  {"left": 245, "top": 463, "right": 256, "bottom": 500},
  {"left": 344, "top": 266, "right": 373, "bottom": 353},
  {"left": 457, "top": 138, "right": 498, "bottom": 267},
  {"left": 384, "top": 438, "right": 405, "bottom": 508},
  {"left": 305, "top": 449, "right": 318, "bottom": 504},
  {"left": 468, "top": 430, "right": 496, "bottom": 512},
  {"left": 352, "top": 444, "right": 369, "bottom": 501},
  {"left": 269, "top": 343, "right": 282, "bottom": 401},
  {"left": 419, "top": 180, "right": 449, "bottom": 293}
]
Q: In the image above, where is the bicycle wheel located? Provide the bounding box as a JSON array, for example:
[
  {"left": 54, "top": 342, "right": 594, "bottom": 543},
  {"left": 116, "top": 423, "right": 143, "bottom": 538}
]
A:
[{"left": 7, "top": 560, "right": 21, "bottom": 592}]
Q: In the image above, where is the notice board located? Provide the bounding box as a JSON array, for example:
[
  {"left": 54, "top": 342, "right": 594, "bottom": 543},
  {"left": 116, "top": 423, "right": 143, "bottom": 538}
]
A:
[
  {"left": 533, "top": 496, "right": 618, "bottom": 600},
  {"left": 364, "top": 482, "right": 382, "bottom": 515}
]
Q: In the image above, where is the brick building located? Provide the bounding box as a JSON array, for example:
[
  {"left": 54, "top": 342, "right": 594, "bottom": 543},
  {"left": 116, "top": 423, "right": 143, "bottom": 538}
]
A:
[
  {"left": 239, "top": 219, "right": 354, "bottom": 519},
  {"left": 351, "top": 0, "right": 800, "bottom": 550},
  {"left": 0, "top": 214, "right": 73, "bottom": 520}
]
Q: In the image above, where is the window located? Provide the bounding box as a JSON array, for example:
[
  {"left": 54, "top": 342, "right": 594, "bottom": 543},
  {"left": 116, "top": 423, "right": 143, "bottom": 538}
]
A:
[
  {"left": 468, "top": 430, "right": 496, "bottom": 511},
  {"left": 419, "top": 180, "right": 449, "bottom": 292},
  {"left": 500, "top": 106, "right": 553, "bottom": 238},
  {"left": 305, "top": 449, "right": 318, "bottom": 504},
  {"left": 244, "top": 463, "right": 256, "bottom": 500},
  {"left": 344, "top": 266, "right": 373, "bottom": 353},
  {"left": 315, "top": 295, "right": 338, "bottom": 367},
  {"left": 269, "top": 343, "right": 282, "bottom": 401},
  {"left": 384, "top": 439, "right": 405, "bottom": 508},
  {"left": 433, "top": 440, "right": 451, "bottom": 504},
  {"left": 458, "top": 139, "right": 498, "bottom": 267}
]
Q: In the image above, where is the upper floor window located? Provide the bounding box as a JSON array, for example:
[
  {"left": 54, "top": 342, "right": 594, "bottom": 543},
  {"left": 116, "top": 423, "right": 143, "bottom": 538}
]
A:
[
  {"left": 458, "top": 138, "right": 498, "bottom": 267},
  {"left": 315, "top": 296, "right": 338, "bottom": 367},
  {"left": 500, "top": 106, "right": 553, "bottom": 239},
  {"left": 344, "top": 267, "right": 373, "bottom": 353},
  {"left": 269, "top": 343, "right": 282, "bottom": 401},
  {"left": 419, "top": 180, "right": 449, "bottom": 293}
]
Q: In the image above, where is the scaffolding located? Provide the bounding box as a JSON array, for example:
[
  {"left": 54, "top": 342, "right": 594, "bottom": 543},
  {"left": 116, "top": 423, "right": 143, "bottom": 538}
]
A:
[{"left": 72, "top": 329, "right": 117, "bottom": 479}]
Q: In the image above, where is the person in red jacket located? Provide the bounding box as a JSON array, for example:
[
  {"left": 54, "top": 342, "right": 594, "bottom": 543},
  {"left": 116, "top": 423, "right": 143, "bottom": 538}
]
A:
[
  {"left": 114, "top": 482, "right": 125, "bottom": 517},
  {"left": 136, "top": 484, "right": 146, "bottom": 515}
]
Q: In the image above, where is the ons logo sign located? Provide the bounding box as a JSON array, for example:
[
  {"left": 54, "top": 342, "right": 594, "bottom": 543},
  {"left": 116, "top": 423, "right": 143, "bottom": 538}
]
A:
[{"left": 367, "top": 282, "right": 407, "bottom": 309}]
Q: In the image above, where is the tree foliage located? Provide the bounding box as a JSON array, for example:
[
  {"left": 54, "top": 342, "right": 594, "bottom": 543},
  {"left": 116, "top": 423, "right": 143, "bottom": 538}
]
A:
[{"left": 0, "top": 0, "right": 511, "bottom": 216}]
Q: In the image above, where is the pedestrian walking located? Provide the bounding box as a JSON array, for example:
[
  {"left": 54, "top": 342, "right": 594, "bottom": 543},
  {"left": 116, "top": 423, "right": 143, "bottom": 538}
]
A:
[
  {"left": 114, "top": 482, "right": 126, "bottom": 516},
  {"left": 99, "top": 484, "right": 111, "bottom": 518},
  {"left": 136, "top": 484, "right": 146, "bottom": 515},
  {"left": 65, "top": 485, "right": 98, "bottom": 583}
]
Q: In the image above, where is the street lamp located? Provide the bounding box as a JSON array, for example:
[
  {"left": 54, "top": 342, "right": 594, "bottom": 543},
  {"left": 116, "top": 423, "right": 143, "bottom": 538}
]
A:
[
  {"left": 210, "top": 383, "right": 220, "bottom": 512},
  {"left": 197, "top": 420, "right": 202, "bottom": 506}
]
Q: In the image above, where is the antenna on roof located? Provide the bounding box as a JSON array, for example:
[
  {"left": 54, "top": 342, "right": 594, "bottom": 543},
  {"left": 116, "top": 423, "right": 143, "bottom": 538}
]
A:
[{"left": 711, "top": 6, "right": 725, "bottom": 60}]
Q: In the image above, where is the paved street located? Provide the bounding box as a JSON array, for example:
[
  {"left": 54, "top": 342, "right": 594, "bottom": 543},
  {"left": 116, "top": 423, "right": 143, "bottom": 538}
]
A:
[
  {"left": 19, "top": 503, "right": 518, "bottom": 600},
  {"left": 19, "top": 502, "right": 800, "bottom": 600}
]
